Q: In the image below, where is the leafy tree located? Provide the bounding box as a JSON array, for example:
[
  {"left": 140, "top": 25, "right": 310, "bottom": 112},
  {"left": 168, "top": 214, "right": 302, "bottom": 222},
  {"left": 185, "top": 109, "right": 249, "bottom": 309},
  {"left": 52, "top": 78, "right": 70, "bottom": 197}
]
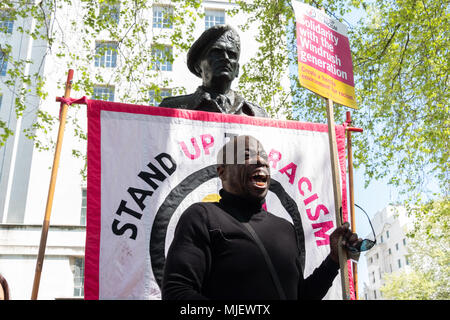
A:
[
  {"left": 232, "top": 0, "right": 353, "bottom": 121},
  {"left": 381, "top": 270, "right": 440, "bottom": 300},
  {"left": 242, "top": 0, "right": 448, "bottom": 201},
  {"left": 0, "top": 0, "right": 203, "bottom": 152},
  {"left": 380, "top": 198, "right": 449, "bottom": 299},
  {"left": 349, "top": 0, "right": 449, "bottom": 200},
  {"left": 231, "top": 0, "right": 296, "bottom": 119},
  {"left": 0, "top": 0, "right": 447, "bottom": 201}
]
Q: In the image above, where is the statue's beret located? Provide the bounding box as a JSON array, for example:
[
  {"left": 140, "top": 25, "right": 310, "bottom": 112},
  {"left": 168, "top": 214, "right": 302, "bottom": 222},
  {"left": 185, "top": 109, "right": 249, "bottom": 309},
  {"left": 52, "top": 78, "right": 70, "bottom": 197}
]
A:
[{"left": 187, "top": 25, "right": 240, "bottom": 78}]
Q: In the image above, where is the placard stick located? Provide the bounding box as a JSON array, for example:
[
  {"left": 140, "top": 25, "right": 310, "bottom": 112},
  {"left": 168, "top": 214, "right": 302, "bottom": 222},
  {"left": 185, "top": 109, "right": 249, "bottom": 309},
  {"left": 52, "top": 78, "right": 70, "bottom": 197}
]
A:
[
  {"left": 325, "top": 97, "right": 351, "bottom": 300},
  {"left": 31, "top": 69, "right": 74, "bottom": 300},
  {"left": 346, "top": 111, "right": 358, "bottom": 299}
]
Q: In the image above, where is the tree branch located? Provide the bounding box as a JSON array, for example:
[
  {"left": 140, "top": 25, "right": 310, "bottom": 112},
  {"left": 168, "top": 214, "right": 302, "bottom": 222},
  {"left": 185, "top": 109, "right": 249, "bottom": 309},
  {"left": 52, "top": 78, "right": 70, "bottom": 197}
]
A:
[{"left": 391, "top": 32, "right": 410, "bottom": 88}]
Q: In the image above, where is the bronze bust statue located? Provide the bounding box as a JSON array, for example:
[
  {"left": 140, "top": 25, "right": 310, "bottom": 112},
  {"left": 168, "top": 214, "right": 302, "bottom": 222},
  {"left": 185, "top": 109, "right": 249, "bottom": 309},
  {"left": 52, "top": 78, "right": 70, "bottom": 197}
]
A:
[{"left": 159, "top": 25, "right": 268, "bottom": 118}]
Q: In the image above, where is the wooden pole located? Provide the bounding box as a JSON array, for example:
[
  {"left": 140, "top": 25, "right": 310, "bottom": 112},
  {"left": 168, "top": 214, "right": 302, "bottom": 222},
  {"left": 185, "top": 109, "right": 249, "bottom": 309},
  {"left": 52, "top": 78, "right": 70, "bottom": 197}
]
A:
[
  {"left": 326, "top": 98, "right": 351, "bottom": 300},
  {"left": 31, "top": 69, "right": 74, "bottom": 300},
  {"left": 346, "top": 111, "right": 358, "bottom": 299}
]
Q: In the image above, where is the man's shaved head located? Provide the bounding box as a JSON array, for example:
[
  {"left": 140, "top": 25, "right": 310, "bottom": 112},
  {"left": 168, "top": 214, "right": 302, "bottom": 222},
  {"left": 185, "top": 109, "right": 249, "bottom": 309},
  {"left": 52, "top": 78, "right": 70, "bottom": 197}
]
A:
[
  {"left": 217, "top": 135, "right": 264, "bottom": 165},
  {"left": 217, "top": 135, "right": 270, "bottom": 201}
]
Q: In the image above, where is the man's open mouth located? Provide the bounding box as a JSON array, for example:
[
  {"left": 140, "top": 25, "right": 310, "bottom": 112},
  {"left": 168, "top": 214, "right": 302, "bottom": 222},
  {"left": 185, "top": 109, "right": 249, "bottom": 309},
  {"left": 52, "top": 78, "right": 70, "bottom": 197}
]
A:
[{"left": 250, "top": 170, "right": 269, "bottom": 188}]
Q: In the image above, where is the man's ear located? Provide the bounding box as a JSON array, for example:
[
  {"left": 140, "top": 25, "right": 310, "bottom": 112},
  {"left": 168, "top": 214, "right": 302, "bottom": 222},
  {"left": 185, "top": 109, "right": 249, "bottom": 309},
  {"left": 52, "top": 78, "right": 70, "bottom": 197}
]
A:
[{"left": 217, "top": 165, "right": 225, "bottom": 179}]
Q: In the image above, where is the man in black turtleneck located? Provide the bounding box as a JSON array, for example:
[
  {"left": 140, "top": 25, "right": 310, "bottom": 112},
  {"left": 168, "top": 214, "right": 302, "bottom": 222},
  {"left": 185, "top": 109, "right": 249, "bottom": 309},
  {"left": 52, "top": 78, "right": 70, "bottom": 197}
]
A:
[{"left": 162, "top": 135, "right": 361, "bottom": 300}]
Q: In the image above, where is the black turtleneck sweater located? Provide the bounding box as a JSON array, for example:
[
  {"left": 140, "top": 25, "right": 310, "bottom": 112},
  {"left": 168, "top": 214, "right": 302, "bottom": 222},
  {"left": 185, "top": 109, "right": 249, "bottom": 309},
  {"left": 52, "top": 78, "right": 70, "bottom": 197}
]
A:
[{"left": 162, "top": 189, "right": 339, "bottom": 300}]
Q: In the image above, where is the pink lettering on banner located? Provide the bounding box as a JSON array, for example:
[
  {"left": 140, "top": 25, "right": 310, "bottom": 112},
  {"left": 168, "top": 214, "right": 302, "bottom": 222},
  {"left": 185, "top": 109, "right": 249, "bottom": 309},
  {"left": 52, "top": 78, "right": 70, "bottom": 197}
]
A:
[
  {"left": 179, "top": 134, "right": 216, "bottom": 160},
  {"left": 311, "top": 221, "right": 334, "bottom": 246},
  {"left": 271, "top": 165, "right": 335, "bottom": 247},
  {"left": 296, "top": 175, "right": 334, "bottom": 246},
  {"left": 303, "top": 193, "right": 318, "bottom": 206},
  {"left": 201, "top": 134, "right": 214, "bottom": 155},
  {"left": 307, "top": 204, "right": 329, "bottom": 221},
  {"left": 296, "top": 15, "right": 354, "bottom": 86},
  {"left": 278, "top": 162, "right": 298, "bottom": 184},
  {"left": 179, "top": 138, "right": 201, "bottom": 160},
  {"left": 298, "top": 176, "right": 312, "bottom": 196},
  {"left": 268, "top": 149, "right": 282, "bottom": 169}
]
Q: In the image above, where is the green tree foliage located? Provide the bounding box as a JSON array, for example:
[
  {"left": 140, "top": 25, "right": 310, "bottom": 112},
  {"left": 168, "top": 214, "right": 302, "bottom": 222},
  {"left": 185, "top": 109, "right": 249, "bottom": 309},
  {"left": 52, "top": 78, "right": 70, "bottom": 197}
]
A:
[
  {"left": 231, "top": 0, "right": 296, "bottom": 119},
  {"left": 349, "top": 0, "right": 449, "bottom": 199},
  {"left": 380, "top": 198, "right": 449, "bottom": 299},
  {"left": 0, "top": 0, "right": 203, "bottom": 152},
  {"left": 381, "top": 271, "right": 440, "bottom": 300},
  {"left": 0, "top": 0, "right": 447, "bottom": 200},
  {"left": 232, "top": 0, "right": 352, "bottom": 121},
  {"left": 236, "top": 0, "right": 448, "bottom": 200}
]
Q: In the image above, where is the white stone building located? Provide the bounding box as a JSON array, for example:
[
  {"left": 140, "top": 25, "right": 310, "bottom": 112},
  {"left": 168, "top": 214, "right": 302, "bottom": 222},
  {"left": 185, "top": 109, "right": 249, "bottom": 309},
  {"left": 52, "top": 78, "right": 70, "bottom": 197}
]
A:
[
  {"left": 0, "top": 0, "right": 284, "bottom": 299},
  {"left": 362, "top": 205, "right": 414, "bottom": 300}
]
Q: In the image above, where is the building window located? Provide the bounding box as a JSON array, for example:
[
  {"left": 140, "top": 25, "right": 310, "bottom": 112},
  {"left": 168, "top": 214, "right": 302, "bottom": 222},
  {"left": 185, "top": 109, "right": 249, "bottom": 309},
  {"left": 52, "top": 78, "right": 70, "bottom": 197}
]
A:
[
  {"left": 73, "top": 257, "right": 84, "bottom": 298},
  {"left": 0, "top": 95, "right": 2, "bottom": 110},
  {"left": 372, "top": 271, "right": 375, "bottom": 283},
  {"left": 93, "top": 85, "right": 115, "bottom": 101},
  {"left": 95, "top": 42, "right": 118, "bottom": 68},
  {"left": 373, "top": 290, "right": 377, "bottom": 299},
  {"left": 0, "top": 10, "right": 14, "bottom": 34},
  {"left": 99, "top": 2, "right": 120, "bottom": 24},
  {"left": 153, "top": 6, "right": 173, "bottom": 29},
  {"left": 149, "top": 88, "right": 171, "bottom": 106},
  {"left": 380, "top": 235, "right": 383, "bottom": 243},
  {"left": 388, "top": 248, "right": 391, "bottom": 255},
  {"left": 152, "top": 46, "right": 172, "bottom": 71},
  {"left": 0, "top": 51, "right": 8, "bottom": 76},
  {"left": 403, "top": 238, "right": 406, "bottom": 246},
  {"left": 205, "top": 9, "right": 225, "bottom": 29},
  {"left": 398, "top": 259, "right": 402, "bottom": 268},
  {"left": 80, "top": 188, "right": 87, "bottom": 226},
  {"left": 369, "top": 257, "right": 373, "bottom": 264},
  {"left": 395, "top": 243, "right": 399, "bottom": 251},
  {"left": 386, "top": 230, "right": 389, "bottom": 238}
]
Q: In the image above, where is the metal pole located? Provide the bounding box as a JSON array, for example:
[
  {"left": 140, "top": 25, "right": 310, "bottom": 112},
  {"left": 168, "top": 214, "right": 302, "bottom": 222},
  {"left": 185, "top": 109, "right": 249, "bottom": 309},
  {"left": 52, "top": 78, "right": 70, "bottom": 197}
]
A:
[{"left": 31, "top": 69, "right": 74, "bottom": 300}]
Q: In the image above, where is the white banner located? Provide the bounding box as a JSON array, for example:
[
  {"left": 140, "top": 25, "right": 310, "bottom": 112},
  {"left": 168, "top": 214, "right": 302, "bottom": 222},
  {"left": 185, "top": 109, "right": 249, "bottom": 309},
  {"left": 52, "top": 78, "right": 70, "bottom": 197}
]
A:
[{"left": 85, "top": 100, "right": 353, "bottom": 299}]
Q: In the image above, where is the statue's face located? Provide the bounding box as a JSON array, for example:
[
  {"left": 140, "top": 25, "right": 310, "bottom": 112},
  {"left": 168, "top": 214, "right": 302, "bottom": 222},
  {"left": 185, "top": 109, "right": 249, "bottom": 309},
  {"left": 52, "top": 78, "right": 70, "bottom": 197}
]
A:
[
  {"left": 198, "top": 33, "right": 240, "bottom": 87},
  {"left": 217, "top": 136, "right": 270, "bottom": 202}
]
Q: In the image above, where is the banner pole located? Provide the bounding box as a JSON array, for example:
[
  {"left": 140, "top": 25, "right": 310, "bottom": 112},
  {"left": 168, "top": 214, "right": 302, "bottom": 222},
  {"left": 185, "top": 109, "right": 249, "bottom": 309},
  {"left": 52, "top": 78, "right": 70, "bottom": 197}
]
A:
[
  {"left": 325, "top": 97, "right": 351, "bottom": 300},
  {"left": 31, "top": 69, "right": 74, "bottom": 300},
  {"left": 346, "top": 111, "right": 358, "bottom": 299}
]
